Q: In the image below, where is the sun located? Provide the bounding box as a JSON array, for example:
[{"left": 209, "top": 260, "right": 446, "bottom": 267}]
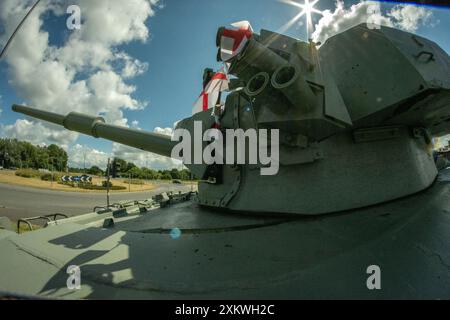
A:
[{"left": 279, "top": 0, "right": 323, "bottom": 40}]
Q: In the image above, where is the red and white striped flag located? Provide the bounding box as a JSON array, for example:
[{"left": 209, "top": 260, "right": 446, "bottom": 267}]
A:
[
  {"left": 193, "top": 68, "right": 229, "bottom": 115},
  {"left": 219, "top": 21, "right": 253, "bottom": 62}
]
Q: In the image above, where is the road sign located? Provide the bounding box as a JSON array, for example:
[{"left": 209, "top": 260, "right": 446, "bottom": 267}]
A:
[{"left": 61, "top": 175, "right": 92, "bottom": 183}]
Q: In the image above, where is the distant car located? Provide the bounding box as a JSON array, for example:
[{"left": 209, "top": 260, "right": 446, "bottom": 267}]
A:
[
  {"left": 10, "top": 167, "right": 17, "bottom": 170},
  {"left": 0, "top": 166, "right": 4, "bottom": 170},
  {"left": 172, "top": 179, "right": 182, "bottom": 184}
]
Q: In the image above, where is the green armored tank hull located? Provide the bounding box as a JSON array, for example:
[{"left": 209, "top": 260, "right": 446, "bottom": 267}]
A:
[{"left": 0, "top": 169, "right": 450, "bottom": 299}]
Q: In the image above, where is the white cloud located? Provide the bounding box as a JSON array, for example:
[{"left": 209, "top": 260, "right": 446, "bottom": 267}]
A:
[
  {"left": 0, "top": 0, "right": 184, "bottom": 169},
  {"left": 68, "top": 144, "right": 110, "bottom": 169},
  {"left": 387, "top": 4, "right": 433, "bottom": 32},
  {"left": 0, "top": 0, "right": 158, "bottom": 143},
  {"left": 0, "top": 119, "right": 78, "bottom": 149},
  {"left": 312, "top": 1, "right": 435, "bottom": 43},
  {"left": 131, "top": 120, "right": 140, "bottom": 128},
  {"left": 73, "top": 0, "right": 156, "bottom": 46},
  {"left": 154, "top": 126, "right": 174, "bottom": 136},
  {"left": 112, "top": 145, "right": 181, "bottom": 170},
  {"left": 312, "top": 1, "right": 391, "bottom": 43},
  {"left": 116, "top": 52, "right": 149, "bottom": 79}
]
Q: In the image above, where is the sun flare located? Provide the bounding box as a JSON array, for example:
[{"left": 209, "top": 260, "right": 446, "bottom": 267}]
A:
[{"left": 279, "top": 0, "right": 323, "bottom": 39}]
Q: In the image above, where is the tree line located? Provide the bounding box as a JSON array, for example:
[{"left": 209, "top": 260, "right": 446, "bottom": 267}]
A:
[
  {"left": 0, "top": 138, "right": 68, "bottom": 171},
  {"left": 105, "top": 158, "right": 194, "bottom": 180},
  {"left": 1, "top": 138, "right": 194, "bottom": 180},
  {"left": 71, "top": 160, "right": 193, "bottom": 180}
]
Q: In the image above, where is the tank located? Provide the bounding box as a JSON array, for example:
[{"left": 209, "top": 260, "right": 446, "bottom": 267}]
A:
[{"left": 1, "top": 23, "right": 450, "bottom": 299}]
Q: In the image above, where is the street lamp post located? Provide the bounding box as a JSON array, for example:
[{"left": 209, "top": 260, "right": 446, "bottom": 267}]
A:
[
  {"left": 106, "top": 158, "right": 111, "bottom": 208},
  {"left": 83, "top": 147, "right": 86, "bottom": 174}
]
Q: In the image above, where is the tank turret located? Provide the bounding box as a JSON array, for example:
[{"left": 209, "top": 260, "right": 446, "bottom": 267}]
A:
[{"left": 13, "top": 23, "right": 450, "bottom": 215}]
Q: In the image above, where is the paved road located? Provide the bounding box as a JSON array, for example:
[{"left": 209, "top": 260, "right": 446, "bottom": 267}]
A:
[{"left": 0, "top": 182, "right": 194, "bottom": 221}]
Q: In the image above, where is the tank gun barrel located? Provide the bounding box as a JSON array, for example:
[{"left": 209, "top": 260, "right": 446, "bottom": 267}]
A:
[{"left": 12, "top": 104, "right": 175, "bottom": 158}]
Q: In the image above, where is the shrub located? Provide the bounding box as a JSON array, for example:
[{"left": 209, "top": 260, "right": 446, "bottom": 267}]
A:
[
  {"left": 102, "top": 181, "right": 113, "bottom": 188},
  {"left": 80, "top": 184, "right": 126, "bottom": 191},
  {"left": 40, "top": 173, "right": 63, "bottom": 181},
  {"left": 58, "top": 181, "right": 126, "bottom": 191},
  {"left": 15, "top": 169, "right": 41, "bottom": 178}
]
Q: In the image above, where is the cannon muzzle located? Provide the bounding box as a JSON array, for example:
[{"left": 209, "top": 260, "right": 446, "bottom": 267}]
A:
[{"left": 12, "top": 104, "right": 175, "bottom": 158}]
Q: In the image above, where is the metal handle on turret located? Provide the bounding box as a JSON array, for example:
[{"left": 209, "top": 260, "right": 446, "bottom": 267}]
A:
[{"left": 414, "top": 51, "right": 434, "bottom": 62}]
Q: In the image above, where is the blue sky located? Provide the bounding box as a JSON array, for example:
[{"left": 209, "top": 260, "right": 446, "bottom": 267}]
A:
[{"left": 0, "top": 0, "right": 449, "bottom": 168}]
